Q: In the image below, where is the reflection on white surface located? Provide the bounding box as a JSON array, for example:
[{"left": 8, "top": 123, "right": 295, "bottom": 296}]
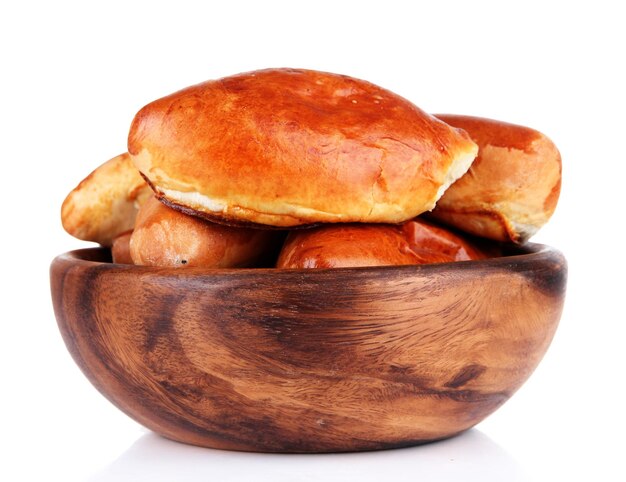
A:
[{"left": 86, "top": 428, "right": 528, "bottom": 482}]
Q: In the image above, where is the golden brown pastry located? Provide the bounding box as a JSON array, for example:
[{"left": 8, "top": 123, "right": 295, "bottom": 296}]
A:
[
  {"left": 276, "top": 219, "right": 486, "bottom": 268},
  {"left": 61, "top": 153, "right": 151, "bottom": 246},
  {"left": 128, "top": 68, "right": 478, "bottom": 228},
  {"left": 111, "top": 230, "right": 133, "bottom": 264},
  {"left": 432, "top": 115, "right": 561, "bottom": 243},
  {"left": 130, "top": 196, "right": 277, "bottom": 268}
]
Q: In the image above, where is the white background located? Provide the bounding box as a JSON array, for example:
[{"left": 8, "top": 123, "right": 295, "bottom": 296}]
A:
[{"left": 2, "top": 1, "right": 624, "bottom": 480}]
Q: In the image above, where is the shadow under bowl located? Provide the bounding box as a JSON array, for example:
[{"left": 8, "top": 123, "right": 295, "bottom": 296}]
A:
[{"left": 50, "top": 244, "right": 566, "bottom": 453}]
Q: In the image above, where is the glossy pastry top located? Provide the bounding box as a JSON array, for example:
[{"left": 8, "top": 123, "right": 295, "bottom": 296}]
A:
[
  {"left": 276, "top": 218, "right": 486, "bottom": 269},
  {"left": 432, "top": 114, "right": 561, "bottom": 243},
  {"left": 130, "top": 196, "right": 277, "bottom": 268},
  {"left": 128, "top": 68, "right": 477, "bottom": 228}
]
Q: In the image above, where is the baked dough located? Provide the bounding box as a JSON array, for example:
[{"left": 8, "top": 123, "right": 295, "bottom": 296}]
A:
[
  {"left": 130, "top": 196, "right": 278, "bottom": 268},
  {"left": 276, "top": 219, "right": 486, "bottom": 268},
  {"left": 61, "top": 153, "right": 151, "bottom": 246},
  {"left": 128, "top": 68, "right": 478, "bottom": 227},
  {"left": 432, "top": 115, "right": 561, "bottom": 243}
]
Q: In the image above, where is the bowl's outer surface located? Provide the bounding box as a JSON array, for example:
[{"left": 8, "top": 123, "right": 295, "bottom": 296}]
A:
[{"left": 50, "top": 245, "right": 566, "bottom": 453}]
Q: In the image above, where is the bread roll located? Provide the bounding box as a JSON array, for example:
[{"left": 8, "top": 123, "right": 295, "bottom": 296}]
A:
[
  {"left": 111, "top": 230, "right": 133, "bottom": 264},
  {"left": 128, "top": 68, "right": 478, "bottom": 228},
  {"left": 432, "top": 115, "right": 561, "bottom": 243},
  {"left": 130, "top": 196, "right": 277, "bottom": 268},
  {"left": 276, "top": 219, "right": 486, "bottom": 269},
  {"left": 62, "top": 153, "right": 151, "bottom": 246}
]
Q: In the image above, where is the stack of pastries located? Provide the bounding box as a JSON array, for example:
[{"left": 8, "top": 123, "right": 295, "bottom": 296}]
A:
[{"left": 61, "top": 69, "right": 561, "bottom": 268}]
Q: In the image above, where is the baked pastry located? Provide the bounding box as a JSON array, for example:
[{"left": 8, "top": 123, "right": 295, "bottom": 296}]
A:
[
  {"left": 276, "top": 218, "right": 486, "bottom": 268},
  {"left": 61, "top": 153, "right": 151, "bottom": 246},
  {"left": 432, "top": 115, "right": 561, "bottom": 243},
  {"left": 128, "top": 68, "right": 478, "bottom": 227},
  {"left": 111, "top": 230, "right": 133, "bottom": 264},
  {"left": 130, "top": 196, "right": 278, "bottom": 268}
]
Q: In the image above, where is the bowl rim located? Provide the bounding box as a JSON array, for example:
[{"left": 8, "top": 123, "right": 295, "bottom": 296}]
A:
[{"left": 52, "top": 242, "right": 564, "bottom": 278}]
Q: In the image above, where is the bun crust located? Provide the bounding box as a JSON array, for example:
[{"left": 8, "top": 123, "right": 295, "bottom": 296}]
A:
[
  {"left": 111, "top": 230, "right": 133, "bottom": 264},
  {"left": 128, "top": 68, "right": 477, "bottom": 227},
  {"left": 432, "top": 115, "right": 561, "bottom": 243},
  {"left": 130, "top": 196, "right": 277, "bottom": 268},
  {"left": 61, "top": 153, "right": 151, "bottom": 246},
  {"left": 276, "top": 219, "right": 486, "bottom": 269}
]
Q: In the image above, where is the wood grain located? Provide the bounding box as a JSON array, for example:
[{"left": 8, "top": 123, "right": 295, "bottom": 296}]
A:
[{"left": 50, "top": 245, "right": 566, "bottom": 452}]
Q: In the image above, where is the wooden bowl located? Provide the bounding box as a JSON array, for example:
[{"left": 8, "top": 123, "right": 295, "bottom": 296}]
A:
[{"left": 50, "top": 244, "right": 566, "bottom": 453}]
